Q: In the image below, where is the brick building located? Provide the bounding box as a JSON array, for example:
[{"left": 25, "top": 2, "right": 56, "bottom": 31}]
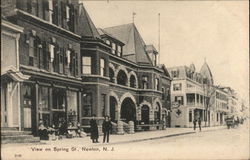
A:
[{"left": 1, "top": 0, "right": 172, "bottom": 137}]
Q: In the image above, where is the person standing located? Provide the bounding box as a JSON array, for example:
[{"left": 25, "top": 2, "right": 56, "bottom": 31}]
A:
[
  {"left": 193, "top": 117, "right": 197, "bottom": 131},
  {"left": 90, "top": 114, "right": 99, "bottom": 143},
  {"left": 102, "top": 116, "right": 112, "bottom": 143},
  {"left": 198, "top": 117, "right": 202, "bottom": 131}
]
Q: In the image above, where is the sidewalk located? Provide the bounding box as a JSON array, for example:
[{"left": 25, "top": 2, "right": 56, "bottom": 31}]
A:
[{"left": 38, "top": 125, "right": 227, "bottom": 147}]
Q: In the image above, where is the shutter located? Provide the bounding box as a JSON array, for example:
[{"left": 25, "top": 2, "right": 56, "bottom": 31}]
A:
[
  {"left": 59, "top": 48, "right": 63, "bottom": 73},
  {"left": 75, "top": 52, "right": 78, "bottom": 77},
  {"left": 52, "top": 0, "right": 58, "bottom": 25},
  {"left": 69, "top": 5, "right": 75, "bottom": 32},
  {"left": 43, "top": 0, "right": 49, "bottom": 21},
  {"left": 61, "top": 2, "right": 66, "bottom": 28},
  {"left": 42, "top": 41, "right": 48, "bottom": 70},
  {"left": 33, "top": 37, "right": 38, "bottom": 67},
  {"left": 39, "top": 41, "right": 43, "bottom": 69},
  {"left": 54, "top": 45, "right": 59, "bottom": 72}
]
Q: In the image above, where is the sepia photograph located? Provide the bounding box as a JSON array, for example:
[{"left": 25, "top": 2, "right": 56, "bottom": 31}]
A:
[{"left": 1, "top": 0, "right": 249, "bottom": 159}]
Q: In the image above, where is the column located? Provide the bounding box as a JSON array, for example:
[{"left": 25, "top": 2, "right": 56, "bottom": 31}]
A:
[
  {"left": 194, "top": 94, "right": 197, "bottom": 107},
  {"left": 78, "top": 91, "right": 82, "bottom": 123},
  {"left": 35, "top": 83, "right": 39, "bottom": 135},
  {"left": 105, "top": 94, "right": 110, "bottom": 116}
]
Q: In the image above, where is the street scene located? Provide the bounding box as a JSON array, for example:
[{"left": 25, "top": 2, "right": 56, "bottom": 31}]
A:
[{"left": 1, "top": 0, "right": 249, "bottom": 160}]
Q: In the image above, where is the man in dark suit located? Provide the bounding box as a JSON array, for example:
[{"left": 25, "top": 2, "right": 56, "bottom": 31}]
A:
[
  {"left": 102, "top": 116, "right": 112, "bottom": 143},
  {"left": 90, "top": 114, "right": 99, "bottom": 143}
]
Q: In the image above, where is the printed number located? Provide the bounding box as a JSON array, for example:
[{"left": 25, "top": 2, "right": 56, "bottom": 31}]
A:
[{"left": 14, "top": 154, "right": 22, "bottom": 158}]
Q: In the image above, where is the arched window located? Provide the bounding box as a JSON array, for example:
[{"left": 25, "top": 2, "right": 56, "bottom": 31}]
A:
[
  {"left": 130, "top": 75, "right": 136, "bottom": 88},
  {"left": 155, "top": 78, "right": 159, "bottom": 90},
  {"left": 109, "top": 67, "right": 115, "bottom": 82},
  {"left": 117, "top": 70, "right": 127, "bottom": 86}
]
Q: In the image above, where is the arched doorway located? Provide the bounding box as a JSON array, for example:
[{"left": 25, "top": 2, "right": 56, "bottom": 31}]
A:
[
  {"left": 120, "top": 97, "right": 136, "bottom": 123},
  {"left": 109, "top": 96, "right": 118, "bottom": 122},
  {"left": 154, "top": 102, "right": 161, "bottom": 123},
  {"left": 141, "top": 105, "right": 150, "bottom": 124}
]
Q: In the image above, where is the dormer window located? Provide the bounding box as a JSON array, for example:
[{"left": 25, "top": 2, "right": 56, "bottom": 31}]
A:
[
  {"left": 117, "top": 45, "right": 122, "bottom": 57},
  {"left": 171, "top": 69, "right": 179, "bottom": 78},
  {"left": 106, "top": 40, "right": 111, "bottom": 45},
  {"left": 111, "top": 43, "right": 116, "bottom": 54}
]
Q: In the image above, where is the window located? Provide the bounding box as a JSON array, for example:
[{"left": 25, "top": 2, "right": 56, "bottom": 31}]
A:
[
  {"left": 130, "top": 75, "right": 136, "bottom": 88},
  {"left": 66, "top": 5, "right": 70, "bottom": 22},
  {"left": 52, "top": 88, "right": 66, "bottom": 110},
  {"left": 189, "top": 110, "right": 192, "bottom": 122},
  {"left": 142, "top": 76, "right": 148, "bottom": 89},
  {"left": 38, "top": 86, "right": 49, "bottom": 111},
  {"left": 175, "top": 96, "right": 183, "bottom": 105},
  {"left": 171, "top": 70, "right": 179, "bottom": 78},
  {"left": 117, "top": 70, "right": 127, "bottom": 86},
  {"left": 67, "top": 91, "right": 78, "bottom": 126},
  {"left": 117, "top": 45, "right": 122, "bottom": 56},
  {"left": 106, "top": 40, "right": 110, "bottom": 45},
  {"left": 173, "top": 83, "right": 182, "bottom": 91},
  {"left": 82, "top": 56, "right": 91, "bottom": 74},
  {"left": 111, "top": 43, "right": 116, "bottom": 54},
  {"left": 82, "top": 93, "right": 92, "bottom": 117},
  {"left": 155, "top": 78, "right": 159, "bottom": 90},
  {"left": 28, "top": 36, "right": 38, "bottom": 66},
  {"left": 49, "top": 44, "right": 55, "bottom": 63},
  {"left": 162, "top": 87, "right": 165, "bottom": 99},
  {"left": 100, "top": 58, "right": 105, "bottom": 76},
  {"left": 48, "top": 0, "right": 53, "bottom": 23},
  {"left": 109, "top": 68, "right": 115, "bottom": 82}
]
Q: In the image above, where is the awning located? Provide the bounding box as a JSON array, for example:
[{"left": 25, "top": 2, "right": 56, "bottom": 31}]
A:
[{"left": 1, "top": 66, "right": 30, "bottom": 82}]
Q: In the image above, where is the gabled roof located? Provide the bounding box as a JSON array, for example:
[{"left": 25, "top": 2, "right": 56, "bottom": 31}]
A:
[
  {"left": 103, "top": 23, "right": 152, "bottom": 65},
  {"left": 200, "top": 62, "right": 214, "bottom": 85},
  {"left": 97, "top": 28, "right": 125, "bottom": 45},
  {"left": 78, "top": 4, "right": 100, "bottom": 39}
]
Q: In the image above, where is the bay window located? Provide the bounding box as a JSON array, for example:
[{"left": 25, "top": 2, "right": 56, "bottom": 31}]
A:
[
  {"left": 82, "top": 56, "right": 91, "bottom": 74},
  {"left": 100, "top": 58, "right": 105, "bottom": 76}
]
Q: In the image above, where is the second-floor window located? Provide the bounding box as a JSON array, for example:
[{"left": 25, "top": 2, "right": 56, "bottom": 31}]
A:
[
  {"left": 173, "top": 83, "right": 182, "bottom": 91},
  {"left": 49, "top": 44, "right": 55, "bottom": 63},
  {"left": 175, "top": 96, "right": 184, "bottom": 105},
  {"left": 142, "top": 76, "right": 148, "bottom": 89},
  {"left": 82, "top": 56, "right": 92, "bottom": 74},
  {"left": 100, "top": 58, "right": 105, "bottom": 76},
  {"left": 155, "top": 78, "right": 159, "bottom": 90}
]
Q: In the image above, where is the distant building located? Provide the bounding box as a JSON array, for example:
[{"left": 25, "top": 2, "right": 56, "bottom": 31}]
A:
[{"left": 168, "top": 62, "right": 214, "bottom": 127}]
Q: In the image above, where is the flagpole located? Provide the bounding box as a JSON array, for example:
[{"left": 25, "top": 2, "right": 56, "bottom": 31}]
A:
[
  {"left": 133, "top": 12, "right": 136, "bottom": 23},
  {"left": 158, "top": 13, "right": 161, "bottom": 64}
]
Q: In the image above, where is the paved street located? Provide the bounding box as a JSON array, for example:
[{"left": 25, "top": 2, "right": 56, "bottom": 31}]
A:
[{"left": 1, "top": 122, "right": 249, "bottom": 160}]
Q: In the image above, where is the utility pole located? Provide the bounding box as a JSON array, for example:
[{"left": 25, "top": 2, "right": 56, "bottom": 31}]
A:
[
  {"left": 132, "top": 12, "right": 136, "bottom": 23},
  {"left": 158, "top": 13, "right": 161, "bottom": 65}
]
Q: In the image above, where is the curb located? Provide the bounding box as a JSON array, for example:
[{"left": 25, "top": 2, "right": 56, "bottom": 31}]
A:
[
  {"left": 96, "top": 127, "right": 227, "bottom": 145},
  {"left": 97, "top": 131, "right": 196, "bottom": 146}
]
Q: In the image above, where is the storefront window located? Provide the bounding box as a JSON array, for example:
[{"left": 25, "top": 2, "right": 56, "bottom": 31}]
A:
[
  {"left": 38, "top": 86, "right": 49, "bottom": 111},
  {"left": 52, "top": 88, "right": 66, "bottom": 110},
  {"left": 67, "top": 91, "right": 77, "bottom": 126},
  {"left": 82, "top": 93, "right": 92, "bottom": 117}
]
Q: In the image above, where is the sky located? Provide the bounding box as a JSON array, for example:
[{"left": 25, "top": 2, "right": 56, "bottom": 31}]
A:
[{"left": 82, "top": 0, "right": 249, "bottom": 105}]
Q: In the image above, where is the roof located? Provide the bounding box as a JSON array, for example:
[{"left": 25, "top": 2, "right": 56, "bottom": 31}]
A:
[
  {"left": 78, "top": 4, "right": 100, "bottom": 39},
  {"left": 200, "top": 62, "right": 214, "bottom": 85},
  {"left": 103, "top": 23, "right": 152, "bottom": 65},
  {"left": 97, "top": 28, "right": 125, "bottom": 45},
  {"left": 145, "top": 45, "right": 158, "bottom": 54}
]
